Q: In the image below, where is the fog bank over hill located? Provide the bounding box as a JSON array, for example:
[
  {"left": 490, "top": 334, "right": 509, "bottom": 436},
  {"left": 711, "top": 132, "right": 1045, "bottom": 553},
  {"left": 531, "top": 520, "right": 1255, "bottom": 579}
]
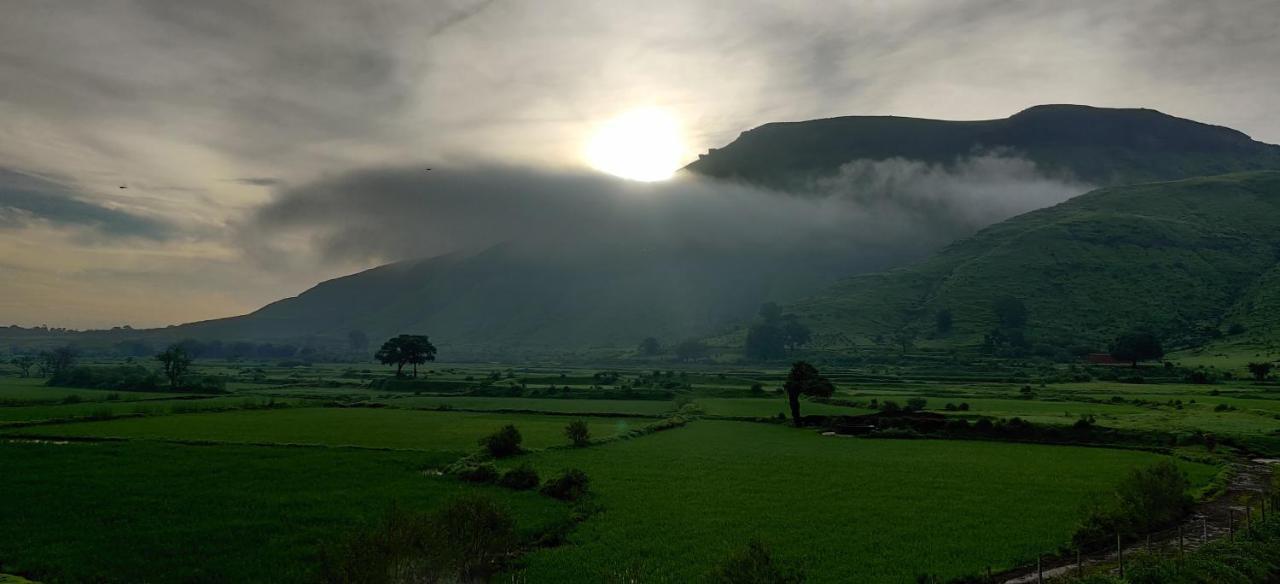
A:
[{"left": 242, "top": 154, "right": 1087, "bottom": 271}]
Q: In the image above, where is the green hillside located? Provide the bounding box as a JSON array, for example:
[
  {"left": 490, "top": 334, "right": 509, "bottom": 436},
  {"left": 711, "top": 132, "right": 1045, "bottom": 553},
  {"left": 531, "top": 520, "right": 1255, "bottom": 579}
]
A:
[
  {"left": 685, "top": 105, "right": 1280, "bottom": 189},
  {"left": 50, "top": 106, "right": 1280, "bottom": 357},
  {"left": 783, "top": 171, "right": 1280, "bottom": 353}
]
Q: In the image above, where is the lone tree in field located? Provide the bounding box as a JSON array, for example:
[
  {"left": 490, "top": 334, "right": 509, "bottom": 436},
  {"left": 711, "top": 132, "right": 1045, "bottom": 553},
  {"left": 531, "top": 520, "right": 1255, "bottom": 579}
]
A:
[
  {"left": 375, "top": 334, "right": 437, "bottom": 377},
  {"left": 565, "top": 419, "right": 590, "bottom": 447},
  {"left": 1109, "top": 330, "right": 1164, "bottom": 368},
  {"left": 156, "top": 345, "right": 193, "bottom": 389},
  {"left": 783, "top": 361, "right": 834, "bottom": 427},
  {"left": 1247, "top": 361, "right": 1275, "bottom": 382},
  {"left": 10, "top": 356, "right": 35, "bottom": 378}
]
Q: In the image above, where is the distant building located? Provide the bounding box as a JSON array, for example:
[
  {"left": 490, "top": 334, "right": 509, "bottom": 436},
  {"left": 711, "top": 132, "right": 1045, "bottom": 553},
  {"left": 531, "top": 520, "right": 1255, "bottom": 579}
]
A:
[{"left": 1086, "top": 353, "right": 1120, "bottom": 365}]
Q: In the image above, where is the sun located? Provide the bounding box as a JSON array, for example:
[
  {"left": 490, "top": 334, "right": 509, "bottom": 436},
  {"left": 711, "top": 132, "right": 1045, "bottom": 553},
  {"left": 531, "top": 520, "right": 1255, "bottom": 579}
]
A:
[{"left": 585, "top": 107, "right": 685, "bottom": 181}]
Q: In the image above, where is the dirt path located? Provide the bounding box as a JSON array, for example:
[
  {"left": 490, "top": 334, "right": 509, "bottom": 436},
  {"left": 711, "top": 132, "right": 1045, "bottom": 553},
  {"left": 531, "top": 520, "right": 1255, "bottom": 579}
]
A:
[{"left": 999, "top": 457, "right": 1277, "bottom": 584}]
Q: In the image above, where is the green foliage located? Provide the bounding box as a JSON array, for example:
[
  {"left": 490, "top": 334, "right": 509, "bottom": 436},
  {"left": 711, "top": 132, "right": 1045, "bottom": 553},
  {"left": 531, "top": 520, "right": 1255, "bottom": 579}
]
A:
[
  {"left": 479, "top": 424, "right": 523, "bottom": 458},
  {"left": 1073, "top": 460, "right": 1192, "bottom": 546},
  {"left": 1109, "top": 331, "right": 1164, "bottom": 367},
  {"left": 1246, "top": 361, "right": 1273, "bottom": 381},
  {"left": 318, "top": 495, "right": 519, "bottom": 584},
  {"left": 540, "top": 468, "right": 590, "bottom": 501},
  {"left": 565, "top": 419, "right": 591, "bottom": 447},
  {"left": 783, "top": 361, "right": 835, "bottom": 425},
  {"left": 497, "top": 464, "right": 540, "bottom": 491},
  {"left": 707, "top": 539, "right": 806, "bottom": 584},
  {"left": 374, "top": 334, "right": 437, "bottom": 378},
  {"left": 155, "top": 344, "right": 192, "bottom": 389},
  {"left": 789, "top": 172, "right": 1280, "bottom": 351},
  {"left": 638, "top": 337, "right": 662, "bottom": 356},
  {"left": 47, "top": 364, "right": 164, "bottom": 392}
]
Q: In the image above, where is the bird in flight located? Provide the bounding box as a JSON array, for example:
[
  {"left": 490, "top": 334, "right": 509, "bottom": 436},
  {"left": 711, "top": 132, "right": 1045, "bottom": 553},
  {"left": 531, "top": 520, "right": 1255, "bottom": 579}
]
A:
[{"left": 119, "top": 184, "right": 128, "bottom": 189}]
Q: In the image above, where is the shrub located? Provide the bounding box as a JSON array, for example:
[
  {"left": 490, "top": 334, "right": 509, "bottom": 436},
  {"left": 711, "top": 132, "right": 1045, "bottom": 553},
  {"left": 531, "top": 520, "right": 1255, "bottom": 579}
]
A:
[
  {"left": 1072, "top": 460, "right": 1191, "bottom": 546},
  {"left": 497, "top": 465, "right": 540, "bottom": 491},
  {"left": 905, "top": 397, "right": 928, "bottom": 412},
  {"left": 541, "top": 468, "right": 590, "bottom": 501},
  {"left": 479, "top": 424, "right": 523, "bottom": 458},
  {"left": 957, "top": 402, "right": 970, "bottom": 411},
  {"left": 455, "top": 463, "right": 499, "bottom": 484},
  {"left": 707, "top": 539, "right": 805, "bottom": 584},
  {"left": 565, "top": 419, "right": 591, "bottom": 447},
  {"left": 319, "top": 496, "right": 516, "bottom": 583},
  {"left": 879, "top": 400, "right": 901, "bottom": 413}
]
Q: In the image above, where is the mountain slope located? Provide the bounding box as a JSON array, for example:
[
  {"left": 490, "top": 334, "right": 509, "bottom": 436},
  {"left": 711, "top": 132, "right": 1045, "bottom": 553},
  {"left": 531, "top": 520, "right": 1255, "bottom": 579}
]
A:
[
  {"left": 783, "top": 171, "right": 1280, "bottom": 351},
  {"left": 167, "top": 106, "right": 1280, "bottom": 356},
  {"left": 685, "top": 105, "right": 1280, "bottom": 189}
]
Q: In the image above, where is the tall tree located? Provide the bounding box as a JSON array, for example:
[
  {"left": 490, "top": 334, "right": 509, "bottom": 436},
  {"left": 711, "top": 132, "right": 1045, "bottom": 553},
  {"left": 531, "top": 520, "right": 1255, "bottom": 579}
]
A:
[
  {"left": 1109, "top": 330, "right": 1164, "bottom": 367},
  {"left": 783, "top": 361, "right": 834, "bottom": 427},
  {"left": 155, "top": 345, "right": 193, "bottom": 390},
  {"left": 44, "top": 346, "right": 77, "bottom": 377},
  {"left": 780, "top": 316, "right": 812, "bottom": 353},
  {"left": 375, "top": 334, "right": 437, "bottom": 378},
  {"left": 637, "top": 337, "right": 662, "bottom": 356},
  {"left": 1247, "top": 362, "right": 1274, "bottom": 382},
  {"left": 10, "top": 355, "right": 35, "bottom": 377},
  {"left": 758, "top": 302, "right": 783, "bottom": 323}
]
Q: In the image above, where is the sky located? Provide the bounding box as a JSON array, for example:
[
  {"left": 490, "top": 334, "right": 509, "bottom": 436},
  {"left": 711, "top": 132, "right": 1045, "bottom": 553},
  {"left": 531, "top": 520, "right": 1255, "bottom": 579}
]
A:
[{"left": 2, "top": 0, "right": 1279, "bottom": 329}]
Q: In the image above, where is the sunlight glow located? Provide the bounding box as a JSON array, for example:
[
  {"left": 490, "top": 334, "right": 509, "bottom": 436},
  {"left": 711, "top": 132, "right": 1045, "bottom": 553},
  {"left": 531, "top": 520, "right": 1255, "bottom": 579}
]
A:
[{"left": 585, "top": 107, "right": 685, "bottom": 181}]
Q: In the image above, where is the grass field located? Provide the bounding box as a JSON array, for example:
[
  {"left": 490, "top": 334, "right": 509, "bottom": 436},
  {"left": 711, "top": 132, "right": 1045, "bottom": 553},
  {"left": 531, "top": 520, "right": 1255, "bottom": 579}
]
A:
[
  {"left": 2, "top": 407, "right": 647, "bottom": 451},
  {"left": 509, "top": 420, "right": 1216, "bottom": 583},
  {"left": 0, "top": 377, "right": 191, "bottom": 404},
  {"left": 0, "top": 396, "right": 306, "bottom": 424},
  {"left": 695, "top": 397, "right": 873, "bottom": 418},
  {"left": 0, "top": 440, "right": 568, "bottom": 583},
  {"left": 382, "top": 395, "right": 676, "bottom": 416}
]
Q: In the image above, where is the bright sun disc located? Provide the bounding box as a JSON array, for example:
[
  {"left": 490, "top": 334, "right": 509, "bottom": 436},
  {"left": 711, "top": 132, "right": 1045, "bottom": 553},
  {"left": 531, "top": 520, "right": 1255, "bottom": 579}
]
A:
[{"left": 585, "top": 108, "right": 684, "bottom": 181}]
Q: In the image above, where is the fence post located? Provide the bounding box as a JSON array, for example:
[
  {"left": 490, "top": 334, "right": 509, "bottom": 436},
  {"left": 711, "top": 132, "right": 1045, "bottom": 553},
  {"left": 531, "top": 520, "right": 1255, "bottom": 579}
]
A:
[
  {"left": 1037, "top": 555, "right": 1043, "bottom": 584},
  {"left": 1117, "top": 531, "right": 1124, "bottom": 578},
  {"left": 1229, "top": 509, "right": 1235, "bottom": 541},
  {"left": 1247, "top": 503, "right": 1253, "bottom": 535},
  {"left": 1076, "top": 547, "right": 1082, "bottom": 577},
  {"left": 1202, "top": 516, "right": 1207, "bottom": 542},
  {"left": 986, "top": 565, "right": 991, "bottom": 583}
]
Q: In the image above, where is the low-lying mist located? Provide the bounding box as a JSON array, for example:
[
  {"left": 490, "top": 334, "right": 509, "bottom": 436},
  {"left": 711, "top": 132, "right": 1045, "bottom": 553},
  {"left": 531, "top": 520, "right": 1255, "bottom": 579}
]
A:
[{"left": 243, "top": 153, "right": 1090, "bottom": 273}]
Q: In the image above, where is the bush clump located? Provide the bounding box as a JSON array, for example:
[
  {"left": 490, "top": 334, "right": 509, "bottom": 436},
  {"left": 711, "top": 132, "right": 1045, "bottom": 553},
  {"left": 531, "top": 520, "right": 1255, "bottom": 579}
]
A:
[
  {"left": 479, "top": 424, "right": 523, "bottom": 458},
  {"left": 565, "top": 419, "right": 591, "bottom": 447},
  {"left": 707, "top": 539, "right": 805, "bottom": 584},
  {"left": 455, "top": 463, "right": 499, "bottom": 484},
  {"left": 497, "top": 465, "right": 540, "bottom": 491},
  {"left": 318, "top": 495, "right": 517, "bottom": 583},
  {"left": 541, "top": 468, "right": 590, "bottom": 501}
]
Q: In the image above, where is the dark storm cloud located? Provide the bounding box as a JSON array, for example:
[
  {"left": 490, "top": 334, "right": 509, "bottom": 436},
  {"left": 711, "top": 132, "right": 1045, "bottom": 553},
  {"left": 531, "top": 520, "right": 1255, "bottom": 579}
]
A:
[
  {"left": 242, "top": 157, "right": 1088, "bottom": 267},
  {"left": 0, "top": 169, "right": 173, "bottom": 240}
]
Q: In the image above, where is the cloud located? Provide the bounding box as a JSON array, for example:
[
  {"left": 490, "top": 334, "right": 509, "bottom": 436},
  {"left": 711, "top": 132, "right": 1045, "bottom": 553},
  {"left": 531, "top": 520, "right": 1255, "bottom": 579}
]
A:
[
  {"left": 242, "top": 154, "right": 1089, "bottom": 270},
  {"left": 230, "top": 177, "right": 283, "bottom": 187},
  {"left": 0, "top": 169, "right": 174, "bottom": 240}
]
